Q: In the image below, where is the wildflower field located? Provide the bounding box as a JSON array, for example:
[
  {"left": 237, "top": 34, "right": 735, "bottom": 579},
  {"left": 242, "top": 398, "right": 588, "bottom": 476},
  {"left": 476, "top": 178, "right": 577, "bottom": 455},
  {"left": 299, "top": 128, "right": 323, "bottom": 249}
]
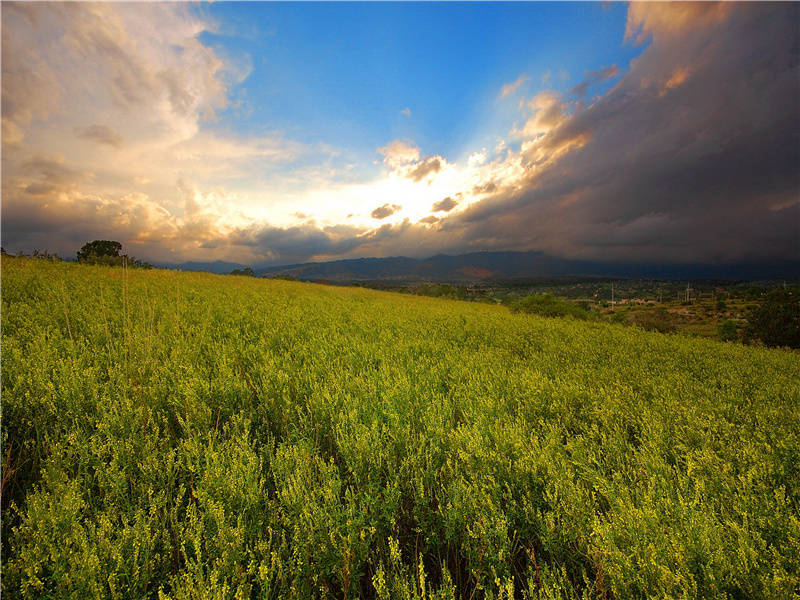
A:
[{"left": 2, "top": 257, "right": 799, "bottom": 599}]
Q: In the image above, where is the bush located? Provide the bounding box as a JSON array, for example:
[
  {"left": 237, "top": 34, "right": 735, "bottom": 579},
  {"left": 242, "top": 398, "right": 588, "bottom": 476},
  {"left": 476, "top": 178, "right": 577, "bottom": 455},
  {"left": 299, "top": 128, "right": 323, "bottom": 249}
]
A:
[
  {"left": 509, "top": 294, "right": 592, "bottom": 320},
  {"left": 744, "top": 289, "right": 800, "bottom": 348},
  {"left": 717, "top": 320, "right": 738, "bottom": 342}
]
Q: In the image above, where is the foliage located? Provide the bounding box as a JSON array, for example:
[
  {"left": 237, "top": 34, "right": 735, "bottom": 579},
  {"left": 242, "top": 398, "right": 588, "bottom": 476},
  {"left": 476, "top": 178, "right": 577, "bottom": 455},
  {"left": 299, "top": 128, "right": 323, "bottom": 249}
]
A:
[
  {"left": 744, "top": 288, "right": 800, "bottom": 348},
  {"left": 3, "top": 249, "right": 62, "bottom": 261},
  {"left": 77, "top": 240, "right": 123, "bottom": 261},
  {"left": 508, "top": 294, "right": 592, "bottom": 320},
  {"left": 2, "top": 256, "right": 799, "bottom": 599},
  {"left": 230, "top": 267, "right": 255, "bottom": 277},
  {"left": 76, "top": 240, "right": 151, "bottom": 268},
  {"left": 717, "top": 319, "right": 738, "bottom": 342}
]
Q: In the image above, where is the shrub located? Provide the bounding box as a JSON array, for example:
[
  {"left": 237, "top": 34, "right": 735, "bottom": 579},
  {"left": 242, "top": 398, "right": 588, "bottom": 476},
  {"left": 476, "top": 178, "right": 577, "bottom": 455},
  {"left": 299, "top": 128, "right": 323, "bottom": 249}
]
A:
[
  {"left": 509, "top": 294, "right": 592, "bottom": 320},
  {"left": 744, "top": 289, "right": 800, "bottom": 348},
  {"left": 717, "top": 319, "right": 738, "bottom": 342}
]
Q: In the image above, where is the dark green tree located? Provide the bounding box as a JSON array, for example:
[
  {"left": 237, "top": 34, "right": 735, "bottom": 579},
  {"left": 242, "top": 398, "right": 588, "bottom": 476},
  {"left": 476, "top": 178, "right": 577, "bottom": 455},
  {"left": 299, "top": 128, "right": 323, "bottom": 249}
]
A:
[
  {"left": 77, "top": 240, "right": 122, "bottom": 263},
  {"left": 744, "top": 289, "right": 800, "bottom": 348},
  {"left": 75, "top": 240, "right": 151, "bottom": 268}
]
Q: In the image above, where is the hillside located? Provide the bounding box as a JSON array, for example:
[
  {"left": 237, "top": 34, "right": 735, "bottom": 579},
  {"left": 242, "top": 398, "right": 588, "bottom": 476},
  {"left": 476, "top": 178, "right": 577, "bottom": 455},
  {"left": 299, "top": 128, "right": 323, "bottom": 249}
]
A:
[
  {"left": 255, "top": 251, "right": 800, "bottom": 283},
  {"left": 2, "top": 257, "right": 799, "bottom": 599}
]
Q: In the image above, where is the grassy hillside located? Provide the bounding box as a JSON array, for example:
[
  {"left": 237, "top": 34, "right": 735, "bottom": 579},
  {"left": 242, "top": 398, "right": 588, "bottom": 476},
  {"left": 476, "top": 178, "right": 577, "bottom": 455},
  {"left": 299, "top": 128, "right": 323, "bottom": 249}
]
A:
[{"left": 2, "top": 257, "right": 799, "bottom": 599}]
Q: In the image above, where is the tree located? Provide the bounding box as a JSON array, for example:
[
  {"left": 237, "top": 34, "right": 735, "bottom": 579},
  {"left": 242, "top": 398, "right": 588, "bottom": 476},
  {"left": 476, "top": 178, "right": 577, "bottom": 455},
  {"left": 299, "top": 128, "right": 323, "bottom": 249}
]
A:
[
  {"left": 77, "top": 240, "right": 122, "bottom": 263},
  {"left": 230, "top": 267, "right": 255, "bottom": 277},
  {"left": 744, "top": 289, "right": 800, "bottom": 348},
  {"left": 75, "top": 240, "right": 151, "bottom": 268}
]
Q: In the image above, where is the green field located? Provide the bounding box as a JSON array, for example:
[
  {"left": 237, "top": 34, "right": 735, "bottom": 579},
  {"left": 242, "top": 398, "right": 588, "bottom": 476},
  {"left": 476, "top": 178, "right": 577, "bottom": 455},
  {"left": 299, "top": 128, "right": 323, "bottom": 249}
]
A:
[{"left": 2, "top": 257, "right": 799, "bottom": 599}]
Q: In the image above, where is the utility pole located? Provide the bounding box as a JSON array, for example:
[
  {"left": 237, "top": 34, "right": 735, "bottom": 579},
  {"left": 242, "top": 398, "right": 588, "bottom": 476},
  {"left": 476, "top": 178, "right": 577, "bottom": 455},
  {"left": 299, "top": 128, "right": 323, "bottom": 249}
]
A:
[
  {"left": 611, "top": 282, "right": 615, "bottom": 311},
  {"left": 685, "top": 283, "right": 691, "bottom": 303}
]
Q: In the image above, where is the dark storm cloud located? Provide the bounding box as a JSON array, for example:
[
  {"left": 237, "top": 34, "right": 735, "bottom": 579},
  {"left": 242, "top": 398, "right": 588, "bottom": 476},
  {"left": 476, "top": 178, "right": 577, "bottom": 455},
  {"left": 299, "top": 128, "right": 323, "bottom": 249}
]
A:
[
  {"left": 432, "top": 197, "right": 458, "bottom": 212},
  {"left": 446, "top": 2, "right": 800, "bottom": 264},
  {"left": 228, "top": 222, "right": 367, "bottom": 264},
  {"left": 371, "top": 203, "right": 402, "bottom": 219}
]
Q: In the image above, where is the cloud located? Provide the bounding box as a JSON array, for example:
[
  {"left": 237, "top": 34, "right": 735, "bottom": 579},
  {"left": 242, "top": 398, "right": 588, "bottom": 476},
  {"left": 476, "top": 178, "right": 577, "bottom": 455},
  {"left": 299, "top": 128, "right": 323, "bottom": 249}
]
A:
[
  {"left": 228, "top": 221, "right": 367, "bottom": 264},
  {"left": 625, "top": 1, "right": 730, "bottom": 44},
  {"left": 377, "top": 140, "right": 420, "bottom": 166},
  {"left": 405, "top": 156, "right": 442, "bottom": 182},
  {"left": 371, "top": 203, "right": 402, "bottom": 219},
  {"left": 468, "top": 150, "right": 487, "bottom": 167},
  {"left": 472, "top": 182, "right": 497, "bottom": 195},
  {"left": 445, "top": 2, "right": 800, "bottom": 264},
  {"left": 74, "top": 124, "right": 123, "bottom": 148},
  {"left": 516, "top": 91, "right": 569, "bottom": 139},
  {"left": 500, "top": 75, "right": 528, "bottom": 98},
  {"left": 2, "top": 2, "right": 314, "bottom": 262},
  {"left": 3, "top": 2, "right": 797, "bottom": 269},
  {"left": 570, "top": 64, "right": 619, "bottom": 96},
  {"left": 432, "top": 197, "right": 458, "bottom": 213},
  {"left": 400, "top": 107, "right": 412, "bottom": 117}
]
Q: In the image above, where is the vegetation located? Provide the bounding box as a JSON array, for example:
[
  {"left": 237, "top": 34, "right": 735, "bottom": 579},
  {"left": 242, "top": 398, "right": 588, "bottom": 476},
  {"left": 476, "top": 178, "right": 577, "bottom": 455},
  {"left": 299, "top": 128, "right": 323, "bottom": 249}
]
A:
[
  {"left": 77, "top": 240, "right": 152, "bottom": 269},
  {"left": 717, "top": 320, "right": 739, "bottom": 342},
  {"left": 627, "top": 308, "right": 676, "bottom": 334},
  {"left": 230, "top": 267, "right": 256, "bottom": 277},
  {"left": 744, "top": 288, "right": 800, "bottom": 348},
  {"left": 2, "top": 257, "right": 799, "bottom": 599},
  {"left": 410, "top": 284, "right": 470, "bottom": 301},
  {"left": 362, "top": 278, "right": 800, "bottom": 344},
  {"left": 507, "top": 294, "right": 592, "bottom": 320}
]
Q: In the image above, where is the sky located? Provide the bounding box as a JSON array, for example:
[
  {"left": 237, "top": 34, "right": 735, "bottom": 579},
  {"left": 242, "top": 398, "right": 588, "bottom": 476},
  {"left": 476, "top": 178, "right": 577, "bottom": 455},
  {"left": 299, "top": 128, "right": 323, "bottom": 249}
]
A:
[{"left": 2, "top": 2, "right": 798, "bottom": 267}]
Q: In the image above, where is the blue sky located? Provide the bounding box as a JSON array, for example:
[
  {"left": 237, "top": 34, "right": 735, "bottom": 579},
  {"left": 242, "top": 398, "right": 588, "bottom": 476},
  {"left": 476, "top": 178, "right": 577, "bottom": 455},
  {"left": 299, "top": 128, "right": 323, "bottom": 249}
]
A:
[
  {"left": 3, "top": 2, "right": 798, "bottom": 266},
  {"left": 201, "top": 2, "right": 640, "bottom": 170}
]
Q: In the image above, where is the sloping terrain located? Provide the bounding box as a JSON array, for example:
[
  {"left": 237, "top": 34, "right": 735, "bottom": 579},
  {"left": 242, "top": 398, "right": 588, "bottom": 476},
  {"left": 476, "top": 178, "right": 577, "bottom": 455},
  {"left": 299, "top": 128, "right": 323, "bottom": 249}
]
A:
[
  {"left": 255, "top": 251, "right": 800, "bottom": 283},
  {"left": 2, "top": 257, "right": 799, "bottom": 599}
]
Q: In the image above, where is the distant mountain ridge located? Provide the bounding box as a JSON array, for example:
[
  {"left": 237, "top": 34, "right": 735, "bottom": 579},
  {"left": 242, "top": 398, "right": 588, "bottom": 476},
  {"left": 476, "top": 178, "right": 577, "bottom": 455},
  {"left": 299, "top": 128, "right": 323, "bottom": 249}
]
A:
[{"left": 254, "top": 251, "right": 800, "bottom": 282}]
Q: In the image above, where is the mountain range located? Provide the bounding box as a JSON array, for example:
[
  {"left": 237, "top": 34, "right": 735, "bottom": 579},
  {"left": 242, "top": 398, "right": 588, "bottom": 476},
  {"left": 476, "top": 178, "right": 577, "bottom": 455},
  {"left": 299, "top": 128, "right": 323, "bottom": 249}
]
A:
[{"left": 248, "top": 251, "right": 800, "bottom": 283}]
